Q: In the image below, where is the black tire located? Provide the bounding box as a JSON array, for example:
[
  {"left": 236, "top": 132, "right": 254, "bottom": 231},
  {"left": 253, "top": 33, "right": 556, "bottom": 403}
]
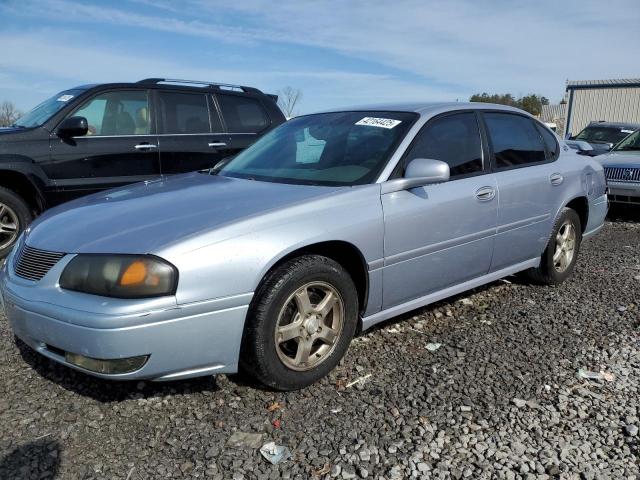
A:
[
  {"left": 0, "top": 186, "right": 32, "bottom": 258},
  {"left": 240, "top": 255, "right": 358, "bottom": 391},
  {"left": 526, "top": 207, "right": 582, "bottom": 285}
]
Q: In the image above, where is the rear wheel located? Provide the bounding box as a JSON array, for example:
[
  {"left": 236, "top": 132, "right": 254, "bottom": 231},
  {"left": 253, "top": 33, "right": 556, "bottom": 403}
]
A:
[
  {"left": 526, "top": 207, "right": 582, "bottom": 285},
  {"left": 0, "top": 187, "right": 32, "bottom": 258},
  {"left": 240, "top": 255, "right": 358, "bottom": 390}
]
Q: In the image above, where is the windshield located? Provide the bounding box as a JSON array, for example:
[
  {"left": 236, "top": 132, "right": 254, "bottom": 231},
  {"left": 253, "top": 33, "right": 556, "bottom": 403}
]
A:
[
  {"left": 614, "top": 130, "right": 640, "bottom": 152},
  {"left": 575, "top": 125, "right": 635, "bottom": 145},
  {"left": 218, "top": 111, "right": 417, "bottom": 186},
  {"left": 14, "top": 89, "right": 84, "bottom": 128}
]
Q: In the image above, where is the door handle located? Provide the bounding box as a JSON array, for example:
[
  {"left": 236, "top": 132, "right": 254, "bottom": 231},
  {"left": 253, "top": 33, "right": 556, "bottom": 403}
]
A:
[
  {"left": 475, "top": 186, "right": 496, "bottom": 202},
  {"left": 134, "top": 143, "right": 157, "bottom": 151},
  {"left": 208, "top": 142, "right": 228, "bottom": 148},
  {"left": 550, "top": 173, "right": 564, "bottom": 185}
]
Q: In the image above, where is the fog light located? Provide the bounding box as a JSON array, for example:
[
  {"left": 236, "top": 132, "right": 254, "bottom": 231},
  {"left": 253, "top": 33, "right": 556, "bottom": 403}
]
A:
[{"left": 65, "top": 352, "right": 148, "bottom": 374}]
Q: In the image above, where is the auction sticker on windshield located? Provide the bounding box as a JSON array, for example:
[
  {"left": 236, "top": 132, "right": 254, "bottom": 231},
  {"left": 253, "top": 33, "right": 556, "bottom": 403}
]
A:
[
  {"left": 57, "top": 95, "right": 74, "bottom": 102},
  {"left": 355, "top": 117, "right": 402, "bottom": 129}
]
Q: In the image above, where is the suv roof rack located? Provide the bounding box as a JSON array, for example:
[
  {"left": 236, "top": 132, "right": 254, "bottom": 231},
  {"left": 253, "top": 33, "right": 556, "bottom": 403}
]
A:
[{"left": 137, "top": 78, "right": 262, "bottom": 94}]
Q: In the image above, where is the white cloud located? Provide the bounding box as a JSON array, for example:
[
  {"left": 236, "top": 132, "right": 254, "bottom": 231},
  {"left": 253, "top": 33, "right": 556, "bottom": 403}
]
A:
[
  {"left": 2, "top": 0, "right": 639, "bottom": 110},
  {"left": 0, "top": 30, "right": 468, "bottom": 111},
  {"left": 197, "top": 0, "right": 640, "bottom": 98}
]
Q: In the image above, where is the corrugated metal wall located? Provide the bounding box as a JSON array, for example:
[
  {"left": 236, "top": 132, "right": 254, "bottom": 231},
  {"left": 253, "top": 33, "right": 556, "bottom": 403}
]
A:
[{"left": 567, "top": 87, "right": 640, "bottom": 135}]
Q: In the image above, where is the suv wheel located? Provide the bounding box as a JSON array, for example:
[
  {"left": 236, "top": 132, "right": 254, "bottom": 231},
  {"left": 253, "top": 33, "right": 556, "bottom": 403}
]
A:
[
  {"left": 241, "top": 255, "right": 358, "bottom": 390},
  {"left": 0, "top": 187, "right": 32, "bottom": 258},
  {"left": 526, "top": 207, "right": 582, "bottom": 285}
]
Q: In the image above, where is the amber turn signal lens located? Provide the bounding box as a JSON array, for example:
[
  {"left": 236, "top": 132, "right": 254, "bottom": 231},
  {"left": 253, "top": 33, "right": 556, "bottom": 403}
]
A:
[{"left": 120, "top": 261, "right": 147, "bottom": 286}]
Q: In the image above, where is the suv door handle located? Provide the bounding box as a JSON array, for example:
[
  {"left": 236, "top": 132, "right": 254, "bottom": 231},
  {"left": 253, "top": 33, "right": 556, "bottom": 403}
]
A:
[
  {"left": 550, "top": 173, "right": 564, "bottom": 185},
  {"left": 475, "top": 186, "right": 496, "bottom": 202},
  {"left": 134, "top": 143, "right": 157, "bottom": 151},
  {"left": 208, "top": 142, "right": 228, "bottom": 148}
]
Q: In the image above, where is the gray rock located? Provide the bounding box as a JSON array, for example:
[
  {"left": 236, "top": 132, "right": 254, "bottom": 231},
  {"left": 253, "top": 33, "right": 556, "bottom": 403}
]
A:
[{"left": 624, "top": 424, "right": 638, "bottom": 437}]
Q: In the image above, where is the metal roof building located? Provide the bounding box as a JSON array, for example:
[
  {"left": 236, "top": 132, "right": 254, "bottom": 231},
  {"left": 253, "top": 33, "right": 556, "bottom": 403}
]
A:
[
  {"left": 564, "top": 78, "right": 640, "bottom": 136},
  {"left": 540, "top": 103, "right": 566, "bottom": 123}
]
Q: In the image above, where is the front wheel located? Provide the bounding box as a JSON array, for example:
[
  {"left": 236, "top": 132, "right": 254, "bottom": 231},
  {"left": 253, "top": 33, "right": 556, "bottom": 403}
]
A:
[
  {"left": 240, "top": 255, "right": 358, "bottom": 391},
  {"left": 0, "top": 187, "right": 33, "bottom": 258},
  {"left": 526, "top": 207, "right": 582, "bottom": 285}
]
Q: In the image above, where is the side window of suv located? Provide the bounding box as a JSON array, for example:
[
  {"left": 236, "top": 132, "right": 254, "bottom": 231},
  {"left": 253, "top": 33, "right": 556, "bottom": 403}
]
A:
[
  {"left": 158, "top": 91, "right": 219, "bottom": 134},
  {"left": 217, "top": 94, "right": 269, "bottom": 133},
  {"left": 484, "top": 113, "right": 546, "bottom": 168},
  {"left": 72, "top": 90, "right": 149, "bottom": 136},
  {"left": 403, "top": 112, "right": 484, "bottom": 178}
]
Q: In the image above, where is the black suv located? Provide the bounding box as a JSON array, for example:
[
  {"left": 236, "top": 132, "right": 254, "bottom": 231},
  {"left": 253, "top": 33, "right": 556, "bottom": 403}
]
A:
[{"left": 0, "top": 78, "right": 286, "bottom": 256}]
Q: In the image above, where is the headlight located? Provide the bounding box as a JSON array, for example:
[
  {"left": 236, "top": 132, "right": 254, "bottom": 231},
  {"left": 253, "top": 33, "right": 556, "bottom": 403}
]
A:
[{"left": 60, "top": 255, "right": 177, "bottom": 298}]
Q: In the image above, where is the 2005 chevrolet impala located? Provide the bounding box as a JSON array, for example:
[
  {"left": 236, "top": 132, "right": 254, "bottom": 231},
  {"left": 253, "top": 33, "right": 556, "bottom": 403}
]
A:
[{"left": 0, "top": 102, "right": 608, "bottom": 390}]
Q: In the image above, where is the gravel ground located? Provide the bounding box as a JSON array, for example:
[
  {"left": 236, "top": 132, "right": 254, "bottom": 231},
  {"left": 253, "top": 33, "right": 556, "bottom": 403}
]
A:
[{"left": 1, "top": 207, "right": 638, "bottom": 480}]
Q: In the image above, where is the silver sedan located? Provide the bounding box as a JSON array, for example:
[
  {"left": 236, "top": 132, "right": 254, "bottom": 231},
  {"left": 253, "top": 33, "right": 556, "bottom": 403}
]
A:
[{"left": 0, "top": 102, "right": 608, "bottom": 390}]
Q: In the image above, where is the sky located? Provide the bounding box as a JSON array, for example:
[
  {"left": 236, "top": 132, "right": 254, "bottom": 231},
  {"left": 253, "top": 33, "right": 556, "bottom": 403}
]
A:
[{"left": 1, "top": 0, "right": 639, "bottom": 115}]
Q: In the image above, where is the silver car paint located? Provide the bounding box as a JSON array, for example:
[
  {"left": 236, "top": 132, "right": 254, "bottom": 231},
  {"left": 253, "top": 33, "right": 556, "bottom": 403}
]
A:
[
  {"left": 0, "top": 102, "right": 608, "bottom": 381},
  {"left": 597, "top": 151, "right": 640, "bottom": 200}
]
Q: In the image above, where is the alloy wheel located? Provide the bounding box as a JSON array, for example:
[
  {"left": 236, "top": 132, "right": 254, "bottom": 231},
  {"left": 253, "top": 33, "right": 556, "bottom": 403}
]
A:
[
  {"left": 274, "top": 281, "right": 345, "bottom": 371},
  {"left": 0, "top": 203, "right": 19, "bottom": 251},
  {"left": 553, "top": 220, "right": 576, "bottom": 273}
]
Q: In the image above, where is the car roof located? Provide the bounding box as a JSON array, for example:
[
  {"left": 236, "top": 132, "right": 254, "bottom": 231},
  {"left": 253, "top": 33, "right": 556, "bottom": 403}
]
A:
[
  {"left": 314, "top": 101, "right": 527, "bottom": 116},
  {"left": 70, "top": 79, "right": 266, "bottom": 96},
  {"left": 586, "top": 121, "right": 640, "bottom": 129}
]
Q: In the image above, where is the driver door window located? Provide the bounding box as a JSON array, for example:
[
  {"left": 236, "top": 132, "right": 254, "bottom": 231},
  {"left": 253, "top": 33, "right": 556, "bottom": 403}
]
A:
[
  {"left": 72, "top": 90, "right": 150, "bottom": 136},
  {"left": 402, "top": 112, "right": 484, "bottom": 178}
]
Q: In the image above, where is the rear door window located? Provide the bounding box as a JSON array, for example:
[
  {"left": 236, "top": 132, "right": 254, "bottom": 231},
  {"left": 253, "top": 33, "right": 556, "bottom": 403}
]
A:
[
  {"left": 217, "top": 94, "right": 269, "bottom": 133},
  {"left": 484, "top": 113, "right": 546, "bottom": 168},
  {"left": 158, "top": 91, "right": 215, "bottom": 134}
]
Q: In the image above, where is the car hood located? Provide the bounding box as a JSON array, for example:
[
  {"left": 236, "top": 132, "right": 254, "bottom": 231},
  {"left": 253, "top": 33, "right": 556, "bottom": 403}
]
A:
[
  {"left": 25, "top": 173, "right": 344, "bottom": 254},
  {"left": 597, "top": 151, "right": 640, "bottom": 167},
  {"left": 0, "top": 126, "right": 26, "bottom": 135}
]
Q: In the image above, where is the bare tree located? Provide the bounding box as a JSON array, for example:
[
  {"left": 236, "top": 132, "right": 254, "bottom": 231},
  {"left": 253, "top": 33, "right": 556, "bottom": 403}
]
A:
[
  {"left": 0, "top": 101, "right": 21, "bottom": 127},
  {"left": 277, "top": 87, "right": 302, "bottom": 118}
]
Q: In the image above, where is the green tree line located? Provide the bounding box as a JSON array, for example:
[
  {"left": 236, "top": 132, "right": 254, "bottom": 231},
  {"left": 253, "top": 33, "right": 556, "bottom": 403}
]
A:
[{"left": 469, "top": 93, "right": 550, "bottom": 116}]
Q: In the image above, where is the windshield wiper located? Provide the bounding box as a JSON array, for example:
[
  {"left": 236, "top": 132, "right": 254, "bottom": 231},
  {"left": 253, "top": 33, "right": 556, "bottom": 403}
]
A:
[{"left": 8, "top": 124, "right": 26, "bottom": 129}]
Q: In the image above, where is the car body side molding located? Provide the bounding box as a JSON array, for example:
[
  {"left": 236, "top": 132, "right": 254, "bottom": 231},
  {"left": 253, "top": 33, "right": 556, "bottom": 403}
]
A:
[{"left": 361, "top": 257, "right": 539, "bottom": 331}]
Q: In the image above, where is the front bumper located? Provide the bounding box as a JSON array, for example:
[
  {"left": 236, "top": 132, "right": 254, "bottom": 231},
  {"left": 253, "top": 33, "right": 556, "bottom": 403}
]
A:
[
  {"left": 0, "top": 258, "right": 251, "bottom": 381},
  {"left": 607, "top": 181, "right": 640, "bottom": 204}
]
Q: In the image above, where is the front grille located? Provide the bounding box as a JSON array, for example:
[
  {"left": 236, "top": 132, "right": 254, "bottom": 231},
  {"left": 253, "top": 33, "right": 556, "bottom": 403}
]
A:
[
  {"left": 14, "top": 245, "right": 66, "bottom": 281},
  {"left": 604, "top": 166, "right": 640, "bottom": 183}
]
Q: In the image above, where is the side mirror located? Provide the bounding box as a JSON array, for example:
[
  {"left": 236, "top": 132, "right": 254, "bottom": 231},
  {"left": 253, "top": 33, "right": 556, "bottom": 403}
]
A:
[
  {"left": 565, "top": 139, "right": 593, "bottom": 152},
  {"left": 57, "top": 116, "right": 88, "bottom": 137},
  {"left": 381, "top": 158, "right": 450, "bottom": 194}
]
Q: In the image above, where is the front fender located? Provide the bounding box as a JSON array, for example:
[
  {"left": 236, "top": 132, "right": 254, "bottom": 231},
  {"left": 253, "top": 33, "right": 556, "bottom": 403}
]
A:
[{"left": 163, "top": 185, "right": 384, "bottom": 307}]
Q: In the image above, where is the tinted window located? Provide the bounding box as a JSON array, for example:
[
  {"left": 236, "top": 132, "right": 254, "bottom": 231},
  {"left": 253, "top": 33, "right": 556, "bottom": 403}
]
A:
[
  {"left": 219, "top": 111, "right": 417, "bottom": 186},
  {"left": 484, "top": 113, "right": 546, "bottom": 168},
  {"left": 615, "top": 130, "right": 640, "bottom": 152},
  {"left": 575, "top": 125, "right": 633, "bottom": 144},
  {"left": 159, "top": 92, "right": 213, "bottom": 134},
  {"left": 72, "top": 90, "right": 149, "bottom": 136},
  {"left": 404, "top": 112, "right": 483, "bottom": 177},
  {"left": 217, "top": 95, "right": 268, "bottom": 133},
  {"left": 536, "top": 123, "right": 559, "bottom": 160}
]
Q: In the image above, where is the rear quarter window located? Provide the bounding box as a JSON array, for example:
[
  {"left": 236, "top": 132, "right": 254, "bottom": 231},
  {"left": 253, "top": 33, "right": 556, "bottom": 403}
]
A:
[
  {"left": 536, "top": 123, "right": 560, "bottom": 160},
  {"left": 217, "top": 94, "right": 269, "bottom": 133}
]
